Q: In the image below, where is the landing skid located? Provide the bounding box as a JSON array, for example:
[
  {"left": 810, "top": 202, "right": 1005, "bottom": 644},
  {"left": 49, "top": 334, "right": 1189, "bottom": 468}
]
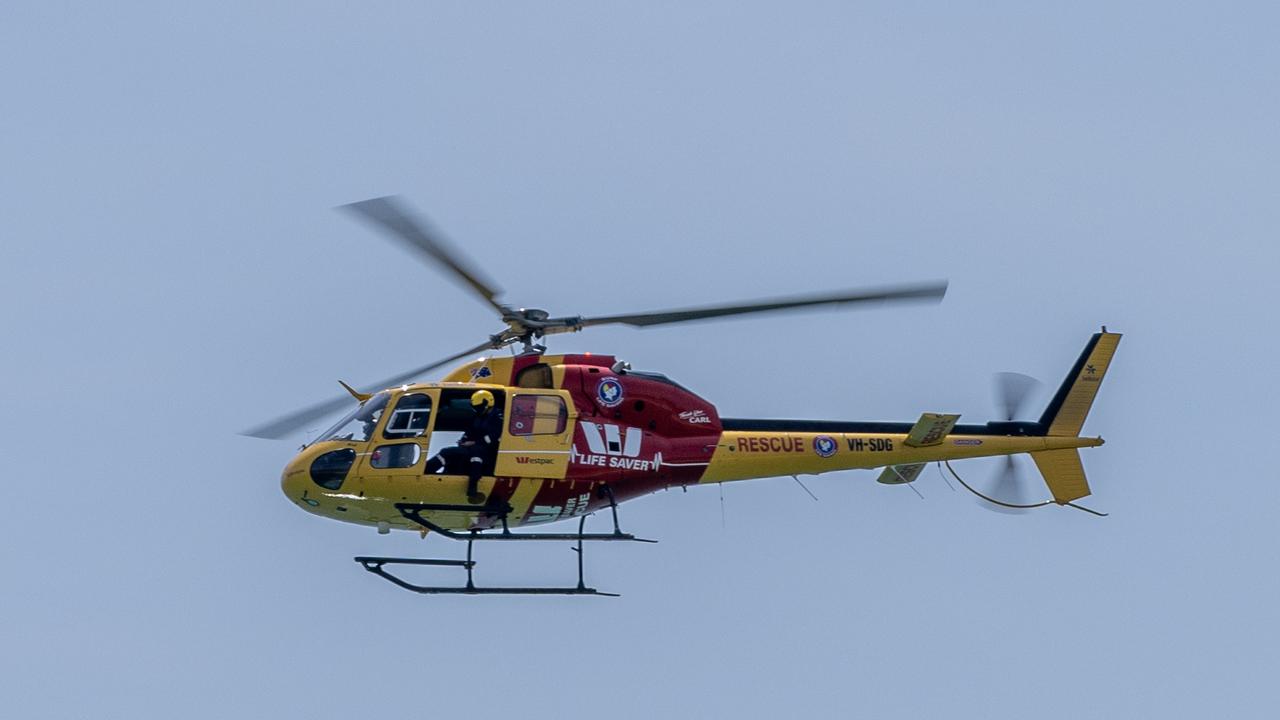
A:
[{"left": 354, "top": 485, "right": 654, "bottom": 596}]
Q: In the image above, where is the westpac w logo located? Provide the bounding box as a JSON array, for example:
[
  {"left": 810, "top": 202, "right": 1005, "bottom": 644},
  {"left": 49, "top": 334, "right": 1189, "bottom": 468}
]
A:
[
  {"left": 580, "top": 422, "right": 643, "bottom": 457},
  {"left": 572, "top": 422, "right": 655, "bottom": 471}
]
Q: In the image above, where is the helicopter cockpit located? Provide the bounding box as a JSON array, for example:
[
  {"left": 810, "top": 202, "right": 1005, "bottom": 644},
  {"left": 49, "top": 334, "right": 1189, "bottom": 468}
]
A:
[
  {"left": 315, "top": 391, "right": 392, "bottom": 443},
  {"left": 308, "top": 387, "right": 506, "bottom": 471}
]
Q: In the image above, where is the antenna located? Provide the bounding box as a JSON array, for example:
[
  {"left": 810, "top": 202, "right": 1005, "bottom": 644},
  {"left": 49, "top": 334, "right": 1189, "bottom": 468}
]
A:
[
  {"left": 719, "top": 483, "right": 726, "bottom": 529},
  {"left": 790, "top": 475, "right": 820, "bottom": 502}
]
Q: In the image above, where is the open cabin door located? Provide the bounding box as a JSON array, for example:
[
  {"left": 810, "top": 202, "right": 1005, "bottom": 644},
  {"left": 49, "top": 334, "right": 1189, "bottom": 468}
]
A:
[{"left": 495, "top": 389, "right": 575, "bottom": 479}]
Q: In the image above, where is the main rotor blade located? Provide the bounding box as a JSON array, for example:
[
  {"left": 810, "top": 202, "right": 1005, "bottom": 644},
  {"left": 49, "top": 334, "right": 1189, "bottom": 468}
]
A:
[
  {"left": 340, "top": 196, "right": 507, "bottom": 315},
  {"left": 241, "top": 339, "right": 499, "bottom": 440},
  {"left": 576, "top": 281, "right": 948, "bottom": 329},
  {"left": 993, "top": 372, "right": 1042, "bottom": 421}
]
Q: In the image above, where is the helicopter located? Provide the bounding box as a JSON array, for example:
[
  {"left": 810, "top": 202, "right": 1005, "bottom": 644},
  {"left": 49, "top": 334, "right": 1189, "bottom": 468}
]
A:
[{"left": 245, "top": 196, "right": 1121, "bottom": 596}]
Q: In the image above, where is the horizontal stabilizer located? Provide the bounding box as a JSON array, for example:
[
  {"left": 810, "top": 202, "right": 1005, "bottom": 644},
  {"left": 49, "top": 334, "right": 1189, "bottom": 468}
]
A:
[
  {"left": 878, "top": 463, "right": 927, "bottom": 485},
  {"left": 904, "top": 413, "right": 961, "bottom": 448}
]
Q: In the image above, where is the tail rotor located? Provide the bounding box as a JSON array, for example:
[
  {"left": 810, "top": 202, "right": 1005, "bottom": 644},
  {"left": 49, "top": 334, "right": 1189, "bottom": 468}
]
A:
[
  {"left": 982, "top": 373, "right": 1043, "bottom": 514},
  {"left": 994, "top": 372, "right": 1040, "bottom": 423}
]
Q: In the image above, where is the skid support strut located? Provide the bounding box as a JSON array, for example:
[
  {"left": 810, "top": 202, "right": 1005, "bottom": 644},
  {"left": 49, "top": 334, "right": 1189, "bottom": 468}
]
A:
[
  {"left": 394, "top": 496, "right": 655, "bottom": 542},
  {"left": 354, "top": 486, "right": 654, "bottom": 596}
]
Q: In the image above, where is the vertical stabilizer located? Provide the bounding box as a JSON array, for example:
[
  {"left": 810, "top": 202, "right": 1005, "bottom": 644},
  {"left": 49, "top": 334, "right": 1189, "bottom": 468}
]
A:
[{"left": 1038, "top": 331, "right": 1122, "bottom": 437}]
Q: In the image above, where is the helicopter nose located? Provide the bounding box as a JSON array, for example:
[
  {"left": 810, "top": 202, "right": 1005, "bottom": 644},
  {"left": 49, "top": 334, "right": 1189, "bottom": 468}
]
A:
[{"left": 281, "top": 455, "right": 308, "bottom": 500}]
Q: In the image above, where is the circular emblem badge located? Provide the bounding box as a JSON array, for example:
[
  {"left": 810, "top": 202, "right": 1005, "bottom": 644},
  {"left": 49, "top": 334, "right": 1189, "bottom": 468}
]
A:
[
  {"left": 813, "top": 435, "right": 838, "bottom": 458},
  {"left": 596, "top": 378, "right": 625, "bottom": 408}
]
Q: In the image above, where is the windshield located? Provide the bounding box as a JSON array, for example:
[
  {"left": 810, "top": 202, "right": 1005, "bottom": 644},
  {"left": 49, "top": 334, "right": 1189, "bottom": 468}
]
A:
[{"left": 315, "top": 391, "right": 390, "bottom": 443}]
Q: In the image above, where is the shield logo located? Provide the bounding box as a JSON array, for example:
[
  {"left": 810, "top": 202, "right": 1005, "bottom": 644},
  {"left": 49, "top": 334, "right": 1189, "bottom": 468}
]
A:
[{"left": 596, "top": 378, "right": 624, "bottom": 408}]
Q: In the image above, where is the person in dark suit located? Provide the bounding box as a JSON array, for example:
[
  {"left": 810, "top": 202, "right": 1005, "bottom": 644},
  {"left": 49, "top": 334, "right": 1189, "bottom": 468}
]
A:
[{"left": 425, "top": 390, "right": 502, "bottom": 504}]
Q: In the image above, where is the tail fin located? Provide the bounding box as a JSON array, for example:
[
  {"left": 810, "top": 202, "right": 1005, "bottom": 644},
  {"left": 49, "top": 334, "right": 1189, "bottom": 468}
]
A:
[
  {"left": 1032, "top": 448, "right": 1091, "bottom": 503},
  {"left": 1030, "top": 329, "right": 1121, "bottom": 504},
  {"left": 1038, "top": 330, "right": 1122, "bottom": 437}
]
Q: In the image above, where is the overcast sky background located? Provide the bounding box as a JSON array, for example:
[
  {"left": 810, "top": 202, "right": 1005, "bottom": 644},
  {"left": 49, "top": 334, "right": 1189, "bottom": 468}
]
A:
[{"left": 2, "top": 2, "right": 1278, "bottom": 717}]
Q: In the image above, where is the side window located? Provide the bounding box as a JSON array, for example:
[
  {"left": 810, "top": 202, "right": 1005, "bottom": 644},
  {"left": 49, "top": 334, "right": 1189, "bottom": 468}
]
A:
[
  {"left": 509, "top": 394, "right": 568, "bottom": 436},
  {"left": 371, "top": 443, "right": 421, "bottom": 469},
  {"left": 515, "top": 363, "right": 554, "bottom": 388},
  {"left": 383, "top": 393, "right": 432, "bottom": 439}
]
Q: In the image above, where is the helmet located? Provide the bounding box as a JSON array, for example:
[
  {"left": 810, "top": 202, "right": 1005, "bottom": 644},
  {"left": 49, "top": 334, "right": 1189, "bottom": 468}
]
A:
[{"left": 470, "top": 390, "right": 495, "bottom": 410}]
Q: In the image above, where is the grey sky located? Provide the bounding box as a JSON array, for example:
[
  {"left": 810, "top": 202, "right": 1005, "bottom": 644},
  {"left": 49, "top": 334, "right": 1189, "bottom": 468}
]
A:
[{"left": 2, "top": 2, "right": 1277, "bottom": 717}]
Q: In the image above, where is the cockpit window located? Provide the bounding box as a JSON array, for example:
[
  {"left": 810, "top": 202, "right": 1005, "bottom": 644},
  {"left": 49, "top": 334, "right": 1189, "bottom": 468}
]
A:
[
  {"left": 316, "top": 391, "right": 390, "bottom": 443},
  {"left": 383, "top": 393, "right": 433, "bottom": 439},
  {"left": 311, "top": 448, "right": 355, "bottom": 489},
  {"left": 371, "top": 443, "right": 421, "bottom": 469}
]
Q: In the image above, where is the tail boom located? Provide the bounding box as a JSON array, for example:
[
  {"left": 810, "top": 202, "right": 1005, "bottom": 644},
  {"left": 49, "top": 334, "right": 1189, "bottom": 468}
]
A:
[
  {"left": 699, "top": 431, "right": 1100, "bottom": 484},
  {"left": 703, "top": 330, "right": 1120, "bottom": 499}
]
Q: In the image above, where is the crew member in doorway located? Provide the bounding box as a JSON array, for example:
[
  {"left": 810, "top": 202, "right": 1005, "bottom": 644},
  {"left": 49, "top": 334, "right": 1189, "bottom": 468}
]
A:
[{"left": 425, "top": 390, "right": 502, "bottom": 504}]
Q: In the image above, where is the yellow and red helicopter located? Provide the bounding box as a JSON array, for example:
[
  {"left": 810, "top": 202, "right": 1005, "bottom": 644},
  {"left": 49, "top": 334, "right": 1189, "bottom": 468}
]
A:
[{"left": 246, "top": 197, "right": 1120, "bottom": 596}]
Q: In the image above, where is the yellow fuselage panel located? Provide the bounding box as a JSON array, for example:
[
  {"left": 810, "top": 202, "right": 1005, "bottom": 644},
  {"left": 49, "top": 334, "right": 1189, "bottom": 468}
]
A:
[
  {"left": 282, "top": 430, "right": 1103, "bottom": 531},
  {"left": 281, "top": 441, "right": 532, "bottom": 531},
  {"left": 285, "top": 433, "right": 1102, "bottom": 529},
  {"left": 700, "top": 431, "right": 1101, "bottom": 483}
]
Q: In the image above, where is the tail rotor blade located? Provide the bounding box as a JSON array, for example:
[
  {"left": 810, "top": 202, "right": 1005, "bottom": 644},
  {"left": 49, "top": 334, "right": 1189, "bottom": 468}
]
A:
[
  {"left": 981, "top": 456, "right": 1031, "bottom": 515},
  {"left": 993, "top": 372, "right": 1041, "bottom": 421}
]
